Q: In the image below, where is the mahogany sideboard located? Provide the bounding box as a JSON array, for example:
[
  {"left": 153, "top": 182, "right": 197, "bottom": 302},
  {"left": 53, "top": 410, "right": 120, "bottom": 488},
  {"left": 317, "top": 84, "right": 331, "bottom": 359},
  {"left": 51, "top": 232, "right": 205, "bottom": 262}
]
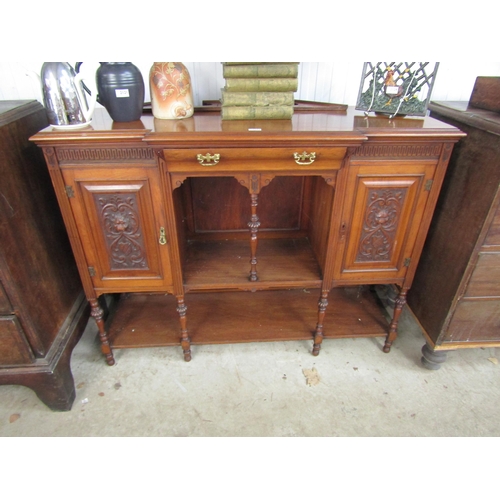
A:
[
  {"left": 30, "top": 107, "right": 464, "bottom": 365},
  {"left": 408, "top": 79, "right": 500, "bottom": 368},
  {"left": 0, "top": 100, "right": 87, "bottom": 410}
]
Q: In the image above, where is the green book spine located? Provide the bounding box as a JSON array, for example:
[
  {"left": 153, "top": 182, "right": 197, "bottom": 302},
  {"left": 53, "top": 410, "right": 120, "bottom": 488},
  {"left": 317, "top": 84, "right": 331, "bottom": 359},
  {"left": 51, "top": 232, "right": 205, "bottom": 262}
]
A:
[
  {"left": 223, "top": 62, "right": 268, "bottom": 65},
  {"left": 224, "top": 78, "right": 298, "bottom": 92},
  {"left": 223, "top": 63, "right": 299, "bottom": 78},
  {"left": 223, "top": 62, "right": 299, "bottom": 65},
  {"left": 221, "top": 90, "right": 295, "bottom": 106},
  {"left": 221, "top": 106, "right": 294, "bottom": 120}
]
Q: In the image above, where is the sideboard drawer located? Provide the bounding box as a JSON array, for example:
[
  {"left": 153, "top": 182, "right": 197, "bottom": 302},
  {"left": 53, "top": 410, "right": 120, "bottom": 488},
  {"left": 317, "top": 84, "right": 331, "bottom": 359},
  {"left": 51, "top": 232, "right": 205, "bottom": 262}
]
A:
[{"left": 163, "top": 147, "right": 347, "bottom": 174}]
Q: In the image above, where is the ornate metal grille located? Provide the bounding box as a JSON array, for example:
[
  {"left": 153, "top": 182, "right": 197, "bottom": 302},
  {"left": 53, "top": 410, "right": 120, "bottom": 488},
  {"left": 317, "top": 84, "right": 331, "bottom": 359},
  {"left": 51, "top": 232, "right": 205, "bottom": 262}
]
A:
[{"left": 356, "top": 62, "right": 439, "bottom": 117}]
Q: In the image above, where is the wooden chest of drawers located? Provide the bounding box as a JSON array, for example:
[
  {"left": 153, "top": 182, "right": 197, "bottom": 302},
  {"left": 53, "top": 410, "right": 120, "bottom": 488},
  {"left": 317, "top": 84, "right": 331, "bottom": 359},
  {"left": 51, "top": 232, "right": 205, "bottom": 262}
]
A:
[{"left": 408, "top": 88, "right": 500, "bottom": 368}]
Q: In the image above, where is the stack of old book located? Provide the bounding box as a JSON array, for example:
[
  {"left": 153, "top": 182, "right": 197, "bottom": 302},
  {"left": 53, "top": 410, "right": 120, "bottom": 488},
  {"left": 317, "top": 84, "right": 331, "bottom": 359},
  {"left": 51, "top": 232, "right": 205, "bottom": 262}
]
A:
[{"left": 221, "top": 62, "right": 299, "bottom": 120}]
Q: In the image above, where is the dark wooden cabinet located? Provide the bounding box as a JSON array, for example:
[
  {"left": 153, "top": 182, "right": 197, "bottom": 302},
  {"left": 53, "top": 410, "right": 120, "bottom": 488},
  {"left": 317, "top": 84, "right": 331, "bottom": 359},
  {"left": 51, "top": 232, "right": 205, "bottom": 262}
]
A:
[
  {"left": 0, "top": 101, "right": 87, "bottom": 410},
  {"left": 407, "top": 78, "right": 500, "bottom": 368},
  {"left": 31, "top": 107, "right": 463, "bottom": 367}
]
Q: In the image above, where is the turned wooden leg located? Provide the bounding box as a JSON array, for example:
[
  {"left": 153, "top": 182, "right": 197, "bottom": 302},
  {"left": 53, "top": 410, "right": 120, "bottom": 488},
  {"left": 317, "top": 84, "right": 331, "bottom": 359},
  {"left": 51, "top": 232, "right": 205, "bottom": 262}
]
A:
[
  {"left": 313, "top": 291, "right": 329, "bottom": 356},
  {"left": 176, "top": 295, "right": 191, "bottom": 361},
  {"left": 421, "top": 343, "right": 449, "bottom": 370},
  {"left": 90, "top": 298, "right": 115, "bottom": 366},
  {"left": 383, "top": 288, "right": 407, "bottom": 353},
  {"left": 248, "top": 192, "right": 260, "bottom": 282}
]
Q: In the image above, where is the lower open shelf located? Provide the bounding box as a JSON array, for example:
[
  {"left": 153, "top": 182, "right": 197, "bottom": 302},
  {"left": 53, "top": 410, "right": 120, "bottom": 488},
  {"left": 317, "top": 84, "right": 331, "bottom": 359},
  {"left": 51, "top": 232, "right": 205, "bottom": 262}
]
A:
[
  {"left": 183, "top": 237, "right": 323, "bottom": 291},
  {"left": 107, "top": 287, "right": 389, "bottom": 349}
]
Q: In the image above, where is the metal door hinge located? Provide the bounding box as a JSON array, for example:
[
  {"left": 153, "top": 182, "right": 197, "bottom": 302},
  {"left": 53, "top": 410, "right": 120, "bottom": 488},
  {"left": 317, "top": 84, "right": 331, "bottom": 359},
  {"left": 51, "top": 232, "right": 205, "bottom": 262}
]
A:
[
  {"left": 404, "top": 258, "right": 411, "bottom": 267},
  {"left": 65, "top": 185, "right": 75, "bottom": 198},
  {"left": 88, "top": 266, "right": 96, "bottom": 277},
  {"left": 424, "top": 179, "right": 433, "bottom": 191},
  {"left": 340, "top": 221, "right": 347, "bottom": 239},
  {"left": 159, "top": 227, "right": 167, "bottom": 245}
]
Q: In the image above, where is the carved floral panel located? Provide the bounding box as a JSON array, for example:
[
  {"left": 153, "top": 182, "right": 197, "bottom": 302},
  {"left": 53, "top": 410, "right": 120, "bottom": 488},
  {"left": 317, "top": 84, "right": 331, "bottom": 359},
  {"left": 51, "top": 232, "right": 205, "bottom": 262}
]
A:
[
  {"left": 95, "top": 193, "right": 148, "bottom": 270},
  {"left": 356, "top": 187, "right": 406, "bottom": 262}
]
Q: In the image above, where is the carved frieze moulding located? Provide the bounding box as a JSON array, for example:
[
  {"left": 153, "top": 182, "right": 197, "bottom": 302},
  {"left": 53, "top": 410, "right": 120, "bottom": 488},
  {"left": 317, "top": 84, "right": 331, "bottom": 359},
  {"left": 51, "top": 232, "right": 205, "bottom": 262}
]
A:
[
  {"left": 56, "top": 147, "right": 156, "bottom": 163},
  {"left": 353, "top": 143, "right": 442, "bottom": 158}
]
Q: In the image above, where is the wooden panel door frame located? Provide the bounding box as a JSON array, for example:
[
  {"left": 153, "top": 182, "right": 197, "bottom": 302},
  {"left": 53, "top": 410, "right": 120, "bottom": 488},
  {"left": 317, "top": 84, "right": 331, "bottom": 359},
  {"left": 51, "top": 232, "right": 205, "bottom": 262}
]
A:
[
  {"left": 62, "top": 166, "right": 173, "bottom": 293},
  {"left": 333, "top": 160, "right": 437, "bottom": 284}
]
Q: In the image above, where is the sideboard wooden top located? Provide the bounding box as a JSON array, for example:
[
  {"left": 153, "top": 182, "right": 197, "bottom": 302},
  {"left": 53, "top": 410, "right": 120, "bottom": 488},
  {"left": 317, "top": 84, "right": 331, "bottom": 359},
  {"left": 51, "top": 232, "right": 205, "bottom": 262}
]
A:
[{"left": 30, "top": 106, "right": 465, "bottom": 146}]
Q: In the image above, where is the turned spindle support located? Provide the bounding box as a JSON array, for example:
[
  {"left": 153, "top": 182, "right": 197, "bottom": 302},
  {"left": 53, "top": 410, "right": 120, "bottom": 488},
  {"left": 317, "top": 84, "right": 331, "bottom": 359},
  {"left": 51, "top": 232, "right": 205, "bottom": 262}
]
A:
[
  {"left": 248, "top": 192, "right": 261, "bottom": 282},
  {"left": 383, "top": 288, "right": 408, "bottom": 353},
  {"left": 176, "top": 295, "right": 191, "bottom": 361},
  {"left": 90, "top": 298, "right": 115, "bottom": 366},
  {"left": 312, "top": 291, "right": 329, "bottom": 356}
]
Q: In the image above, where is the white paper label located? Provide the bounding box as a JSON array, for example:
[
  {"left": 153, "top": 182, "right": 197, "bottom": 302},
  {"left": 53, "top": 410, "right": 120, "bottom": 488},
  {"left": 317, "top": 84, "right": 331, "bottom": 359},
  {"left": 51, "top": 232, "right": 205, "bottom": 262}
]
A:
[
  {"left": 385, "top": 86, "right": 400, "bottom": 95},
  {"left": 115, "top": 89, "right": 130, "bottom": 98}
]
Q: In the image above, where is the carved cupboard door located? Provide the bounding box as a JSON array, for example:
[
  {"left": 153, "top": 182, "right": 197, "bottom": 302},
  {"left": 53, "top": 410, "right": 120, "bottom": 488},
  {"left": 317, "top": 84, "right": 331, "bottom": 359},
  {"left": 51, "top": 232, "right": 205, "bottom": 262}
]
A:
[
  {"left": 333, "top": 161, "right": 436, "bottom": 283},
  {"left": 61, "top": 167, "right": 173, "bottom": 293}
]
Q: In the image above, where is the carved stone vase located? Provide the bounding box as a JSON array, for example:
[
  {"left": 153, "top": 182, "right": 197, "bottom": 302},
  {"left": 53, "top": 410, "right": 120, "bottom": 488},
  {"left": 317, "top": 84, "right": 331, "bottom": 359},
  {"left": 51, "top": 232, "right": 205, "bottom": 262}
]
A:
[{"left": 149, "top": 62, "right": 194, "bottom": 119}]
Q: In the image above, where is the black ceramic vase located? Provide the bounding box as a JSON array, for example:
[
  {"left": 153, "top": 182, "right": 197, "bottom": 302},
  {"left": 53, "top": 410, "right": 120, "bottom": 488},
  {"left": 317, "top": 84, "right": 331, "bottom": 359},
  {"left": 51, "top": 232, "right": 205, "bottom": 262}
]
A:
[{"left": 96, "top": 62, "right": 145, "bottom": 122}]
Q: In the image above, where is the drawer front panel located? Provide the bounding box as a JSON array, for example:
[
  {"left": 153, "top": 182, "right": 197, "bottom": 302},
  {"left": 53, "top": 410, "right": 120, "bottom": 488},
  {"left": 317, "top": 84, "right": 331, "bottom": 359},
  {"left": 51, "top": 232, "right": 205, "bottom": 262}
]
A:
[
  {"left": 445, "top": 299, "right": 500, "bottom": 343},
  {"left": 464, "top": 252, "right": 500, "bottom": 297},
  {"left": 164, "top": 147, "right": 346, "bottom": 173},
  {"left": 0, "top": 282, "right": 12, "bottom": 315},
  {"left": 484, "top": 201, "right": 500, "bottom": 247},
  {"left": 0, "top": 315, "right": 35, "bottom": 365}
]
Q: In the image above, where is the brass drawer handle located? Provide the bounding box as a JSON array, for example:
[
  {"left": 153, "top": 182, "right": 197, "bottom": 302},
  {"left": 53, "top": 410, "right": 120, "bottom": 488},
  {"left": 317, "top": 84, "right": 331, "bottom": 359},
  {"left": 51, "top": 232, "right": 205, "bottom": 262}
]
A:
[
  {"left": 294, "top": 151, "right": 316, "bottom": 165},
  {"left": 159, "top": 227, "right": 167, "bottom": 245},
  {"left": 197, "top": 153, "right": 220, "bottom": 166}
]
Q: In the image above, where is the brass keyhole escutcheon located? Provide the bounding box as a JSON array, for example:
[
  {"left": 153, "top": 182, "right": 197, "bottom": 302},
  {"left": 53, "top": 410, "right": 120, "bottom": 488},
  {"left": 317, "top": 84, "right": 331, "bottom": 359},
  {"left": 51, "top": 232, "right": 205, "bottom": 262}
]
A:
[
  {"left": 159, "top": 227, "right": 167, "bottom": 245},
  {"left": 197, "top": 153, "right": 220, "bottom": 166},
  {"left": 294, "top": 151, "right": 316, "bottom": 165}
]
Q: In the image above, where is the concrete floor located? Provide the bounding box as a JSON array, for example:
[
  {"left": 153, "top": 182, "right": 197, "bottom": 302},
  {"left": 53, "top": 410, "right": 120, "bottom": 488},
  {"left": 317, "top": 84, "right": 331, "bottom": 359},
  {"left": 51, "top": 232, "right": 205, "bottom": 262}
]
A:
[{"left": 1, "top": 304, "right": 500, "bottom": 437}]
